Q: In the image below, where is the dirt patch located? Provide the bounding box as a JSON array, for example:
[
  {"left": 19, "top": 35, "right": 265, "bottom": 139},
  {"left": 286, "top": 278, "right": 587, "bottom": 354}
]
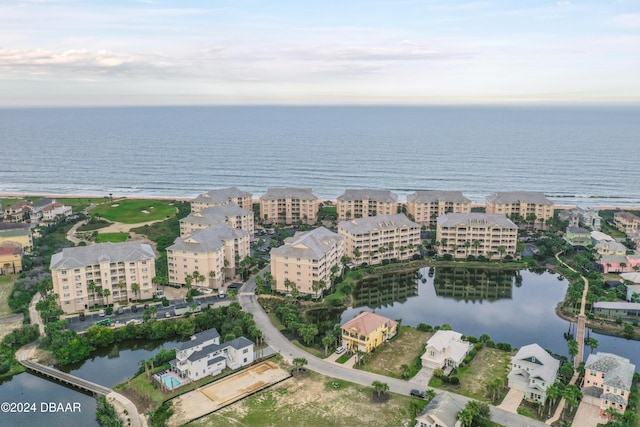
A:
[
  {"left": 0, "top": 275, "right": 16, "bottom": 316},
  {"left": 0, "top": 317, "right": 23, "bottom": 342},
  {"left": 363, "top": 328, "right": 432, "bottom": 377}
]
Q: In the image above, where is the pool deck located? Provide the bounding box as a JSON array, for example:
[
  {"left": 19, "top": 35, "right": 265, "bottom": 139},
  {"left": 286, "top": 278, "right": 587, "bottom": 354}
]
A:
[{"left": 167, "top": 361, "right": 291, "bottom": 427}]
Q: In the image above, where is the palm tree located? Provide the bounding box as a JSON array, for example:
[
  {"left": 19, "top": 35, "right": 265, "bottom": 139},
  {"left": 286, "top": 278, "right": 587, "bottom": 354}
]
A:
[
  {"left": 457, "top": 408, "right": 474, "bottom": 427},
  {"left": 131, "top": 282, "right": 140, "bottom": 302},
  {"left": 371, "top": 381, "right": 389, "bottom": 399},
  {"left": 184, "top": 275, "right": 193, "bottom": 295},
  {"left": 497, "top": 245, "right": 506, "bottom": 261},
  {"left": 464, "top": 241, "right": 471, "bottom": 257},
  {"left": 472, "top": 239, "right": 481, "bottom": 255},
  {"left": 292, "top": 357, "right": 308, "bottom": 374},
  {"left": 546, "top": 382, "right": 563, "bottom": 416},
  {"left": 562, "top": 384, "right": 582, "bottom": 416},
  {"left": 103, "top": 288, "right": 111, "bottom": 306},
  {"left": 87, "top": 280, "right": 96, "bottom": 301},
  {"left": 585, "top": 337, "right": 598, "bottom": 355},
  {"left": 400, "top": 364, "right": 411, "bottom": 379},
  {"left": 322, "top": 334, "right": 335, "bottom": 356},
  {"left": 208, "top": 270, "right": 216, "bottom": 287},
  {"left": 117, "top": 281, "right": 126, "bottom": 301}
]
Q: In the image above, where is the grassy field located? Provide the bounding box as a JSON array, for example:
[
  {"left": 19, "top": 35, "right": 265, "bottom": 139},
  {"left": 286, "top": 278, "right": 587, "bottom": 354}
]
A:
[
  {"left": 96, "top": 232, "right": 129, "bottom": 243},
  {"left": 191, "top": 371, "right": 428, "bottom": 427},
  {"left": 0, "top": 275, "right": 16, "bottom": 316},
  {"left": 429, "top": 347, "right": 512, "bottom": 402},
  {"left": 90, "top": 199, "right": 176, "bottom": 224},
  {"left": 57, "top": 197, "right": 106, "bottom": 212},
  {"left": 361, "top": 327, "right": 432, "bottom": 379}
]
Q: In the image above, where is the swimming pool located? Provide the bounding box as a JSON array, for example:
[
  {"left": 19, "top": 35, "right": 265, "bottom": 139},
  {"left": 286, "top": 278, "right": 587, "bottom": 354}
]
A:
[{"left": 161, "top": 375, "right": 181, "bottom": 390}]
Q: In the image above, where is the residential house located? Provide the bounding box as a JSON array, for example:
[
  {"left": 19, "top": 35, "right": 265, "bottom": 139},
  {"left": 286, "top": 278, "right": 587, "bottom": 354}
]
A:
[
  {"left": 0, "top": 223, "right": 33, "bottom": 253},
  {"left": 578, "top": 207, "right": 602, "bottom": 231},
  {"left": 582, "top": 352, "right": 635, "bottom": 416},
  {"left": 421, "top": 330, "right": 471, "bottom": 371},
  {"left": 435, "top": 213, "right": 518, "bottom": 259},
  {"left": 591, "top": 231, "right": 615, "bottom": 246},
  {"left": 336, "top": 189, "right": 398, "bottom": 221},
  {"left": 406, "top": 190, "right": 472, "bottom": 226},
  {"left": 341, "top": 311, "right": 398, "bottom": 353},
  {"left": 30, "top": 198, "right": 56, "bottom": 223},
  {"left": 50, "top": 242, "right": 157, "bottom": 314},
  {"left": 41, "top": 203, "right": 73, "bottom": 222},
  {"left": 564, "top": 226, "right": 592, "bottom": 247},
  {"left": 558, "top": 209, "right": 580, "bottom": 228},
  {"left": 485, "top": 191, "right": 554, "bottom": 230},
  {"left": 414, "top": 392, "right": 466, "bottom": 427},
  {"left": 259, "top": 188, "right": 320, "bottom": 225},
  {"left": 3, "top": 200, "right": 32, "bottom": 223},
  {"left": 167, "top": 224, "right": 250, "bottom": 288},
  {"left": 191, "top": 187, "right": 253, "bottom": 212},
  {"left": 507, "top": 343, "right": 560, "bottom": 403},
  {"left": 270, "top": 227, "right": 343, "bottom": 296},
  {"left": 624, "top": 282, "right": 640, "bottom": 302},
  {"left": 593, "top": 302, "right": 640, "bottom": 319},
  {"left": 180, "top": 203, "right": 254, "bottom": 239},
  {"left": 595, "top": 240, "right": 628, "bottom": 258},
  {"left": 170, "top": 328, "right": 254, "bottom": 382},
  {"left": 597, "top": 254, "right": 640, "bottom": 274},
  {"left": 0, "top": 242, "right": 23, "bottom": 274},
  {"left": 338, "top": 214, "right": 420, "bottom": 266},
  {"left": 614, "top": 211, "right": 640, "bottom": 235}
]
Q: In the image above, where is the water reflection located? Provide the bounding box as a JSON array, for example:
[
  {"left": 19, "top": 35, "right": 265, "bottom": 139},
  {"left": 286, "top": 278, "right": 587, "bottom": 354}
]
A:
[
  {"left": 433, "top": 267, "right": 517, "bottom": 302},
  {"left": 352, "top": 270, "right": 419, "bottom": 308}
]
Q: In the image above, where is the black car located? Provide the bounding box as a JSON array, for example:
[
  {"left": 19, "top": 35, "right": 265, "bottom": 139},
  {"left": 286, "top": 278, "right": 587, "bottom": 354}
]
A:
[{"left": 410, "top": 389, "right": 426, "bottom": 398}]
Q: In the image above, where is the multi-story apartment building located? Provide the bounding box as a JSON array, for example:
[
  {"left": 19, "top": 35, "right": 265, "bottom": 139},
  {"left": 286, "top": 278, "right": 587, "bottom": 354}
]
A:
[
  {"left": 167, "top": 224, "right": 250, "bottom": 288},
  {"left": 191, "top": 187, "right": 253, "bottom": 213},
  {"left": 582, "top": 352, "right": 635, "bottom": 417},
  {"left": 270, "top": 227, "right": 344, "bottom": 296},
  {"left": 485, "top": 191, "right": 554, "bottom": 230},
  {"left": 180, "top": 204, "right": 254, "bottom": 239},
  {"left": 3, "top": 201, "right": 32, "bottom": 223},
  {"left": 259, "top": 188, "right": 320, "bottom": 225},
  {"left": 336, "top": 189, "right": 398, "bottom": 221},
  {"left": 338, "top": 214, "right": 421, "bottom": 266},
  {"left": 614, "top": 211, "right": 640, "bottom": 235},
  {"left": 436, "top": 213, "right": 518, "bottom": 259},
  {"left": 406, "top": 191, "right": 472, "bottom": 225},
  {"left": 50, "top": 242, "right": 157, "bottom": 314}
]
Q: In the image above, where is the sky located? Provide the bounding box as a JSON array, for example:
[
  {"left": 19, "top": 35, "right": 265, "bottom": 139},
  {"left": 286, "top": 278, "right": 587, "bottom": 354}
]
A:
[{"left": 1, "top": 0, "right": 639, "bottom": 106}]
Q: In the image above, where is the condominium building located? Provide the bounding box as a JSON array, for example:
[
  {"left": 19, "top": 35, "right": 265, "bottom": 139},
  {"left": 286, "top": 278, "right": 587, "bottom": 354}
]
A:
[
  {"left": 406, "top": 191, "right": 472, "bottom": 225},
  {"left": 167, "top": 224, "right": 250, "bottom": 288},
  {"left": 50, "top": 242, "right": 157, "bottom": 314},
  {"left": 180, "top": 204, "right": 254, "bottom": 238},
  {"left": 485, "top": 191, "right": 554, "bottom": 230},
  {"left": 259, "top": 188, "right": 320, "bottom": 225},
  {"left": 191, "top": 187, "right": 253, "bottom": 213},
  {"left": 614, "top": 211, "right": 640, "bottom": 235},
  {"left": 336, "top": 189, "right": 398, "bottom": 221},
  {"left": 582, "top": 352, "right": 635, "bottom": 417},
  {"left": 338, "top": 214, "right": 421, "bottom": 266},
  {"left": 270, "top": 227, "right": 344, "bottom": 296},
  {"left": 436, "top": 213, "right": 518, "bottom": 259}
]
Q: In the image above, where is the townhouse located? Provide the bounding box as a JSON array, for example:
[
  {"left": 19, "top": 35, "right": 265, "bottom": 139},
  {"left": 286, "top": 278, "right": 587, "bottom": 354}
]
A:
[
  {"left": 406, "top": 190, "right": 471, "bottom": 226},
  {"left": 485, "top": 191, "right": 554, "bottom": 230},
  {"left": 582, "top": 352, "right": 635, "bottom": 417},
  {"left": 259, "top": 188, "right": 320, "bottom": 225},
  {"left": 336, "top": 189, "right": 398, "bottom": 221},
  {"left": 191, "top": 187, "right": 253, "bottom": 213}
]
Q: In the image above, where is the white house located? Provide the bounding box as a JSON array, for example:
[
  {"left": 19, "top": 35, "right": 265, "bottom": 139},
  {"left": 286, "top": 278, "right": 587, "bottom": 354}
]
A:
[
  {"left": 421, "top": 330, "right": 471, "bottom": 371},
  {"left": 507, "top": 343, "right": 560, "bottom": 403},
  {"left": 170, "top": 328, "right": 254, "bottom": 381},
  {"left": 414, "top": 392, "right": 466, "bottom": 427}
]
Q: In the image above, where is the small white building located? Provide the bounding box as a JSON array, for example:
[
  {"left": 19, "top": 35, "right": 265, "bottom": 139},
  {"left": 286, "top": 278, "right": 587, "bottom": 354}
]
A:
[
  {"left": 507, "top": 343, "right": 559, "bottom": 403},
  {"left": 421, "top": 330, "right": 471, "bottom": 371}
]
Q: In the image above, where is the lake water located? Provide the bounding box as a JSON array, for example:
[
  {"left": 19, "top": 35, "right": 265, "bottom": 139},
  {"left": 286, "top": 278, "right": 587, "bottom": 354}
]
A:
[{"left": 341, "top": 267, "right": 640, "bottom": 367}]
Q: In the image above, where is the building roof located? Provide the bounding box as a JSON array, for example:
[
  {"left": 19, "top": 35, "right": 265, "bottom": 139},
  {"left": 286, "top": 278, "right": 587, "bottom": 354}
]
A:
[
  {"left": 176, "top": 328, "right": 220, "bottom": 351},
  {"left": 0, "top": 222, "right": 30, "bottom": 231},
  {"left": 226, "top": 336, "right": 254, "bottom": 350},
  {"left": 185, "top": 335, "right": 253, "bottom": 363},
  {"left": 595, "top": 241, "right": 627, "bottom": 252},
  {"left": 50, "top": 242, "right": 155, "bottom": 270},
  {"left": 0, "top": 227, "right": 32, "bottom": 238},
  {"left": 0, "top": 244, "right": 22, "bottom": 256},
  {"left": 407, "top": 190, "right": 471, "bottom": 204},
  {"left": 511, "top": 343, "right": 560, "bottom": 384},
  {"left": 486, "top": 191, "right": 553, "bottom": 205},
  {"left": 615, "top": 211, "right": 640, "bottom": 222},
  {"left": 260, "top": 188, "right": 318, "bottom": 201},
  {"left": 436, "top": 213, "right": 518, "bottom": 229},
  {"left": 593, "top": 301, "right": 640, "bottom": 311},
  {"left": 337, "top": 189, "right": 398, "bottom": 203},
  {"left": 415, "top": 392, "right": 467, "bottom": 427},
  {"left": 341, "top": 311, "right": 397, "bottom": 336},
  {"left": 181, "top": 204, "right": 252, "bottom": 226},
  {"left": 425, "top": 330, "right": 471, "bottom": 365},
  {"left": 599, "top": 254, "right": 629, "bottom": 264},
  {"left": 591, "top": 231, "right": 615, "bottom": 242},
  {"left": 567, "top": 226, "right": 590, "bottom": 235},
  {"left": 168, "top": 223, "right": 248, "bottom": 253},
  {"left": 621, "top": 272, "right": 640, "bottom": 284},
  {"left": 585, "top": 352, "right": 635, "bottom": 391},
  {"left": 192, "top": 187, "right": 252, "bottom": 204},
  {"left": 42, "top": 203, "right": 65, "bottom": 212},
  {"left": 32, "top": 198, "right": 55, "bottom": 209},
  {"left": 271, "top": 227, "right": 343, "bottom": 260},
  {"left": 6, "top": 200, "right": 32, "bottom": 210},
  {"left": 338, "top": 214, "right": 419, "bottom": 234}
]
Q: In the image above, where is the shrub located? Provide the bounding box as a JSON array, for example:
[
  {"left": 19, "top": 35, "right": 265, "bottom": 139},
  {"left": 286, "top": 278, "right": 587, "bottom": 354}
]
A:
[{"left": 417, "top": 323, "right": 433, "bottom": 332}]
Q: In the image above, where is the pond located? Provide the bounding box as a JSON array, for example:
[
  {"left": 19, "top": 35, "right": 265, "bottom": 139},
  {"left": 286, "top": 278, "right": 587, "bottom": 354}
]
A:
[{"left": 341, "top": 267, "right": 640, "bottom": 367}]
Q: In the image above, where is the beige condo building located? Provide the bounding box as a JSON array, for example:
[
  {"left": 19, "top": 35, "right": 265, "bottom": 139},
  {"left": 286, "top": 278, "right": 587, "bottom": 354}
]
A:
[
  {"left": 336, "top": 189, "right": 398, "bottom": 221},
  {"left": 485, "top": 191, "right": 554, "bottom": 230},
  {"left": 259, "top": 188, "right": 320, "bottom": 225},
  {"left": 406, "top": 190, "right": 472, "bottom": 225},
  {"left": 270, "top": 227, "right": 344, "bottom": 296},
  {"left": 167, "top": 224, "right": 250, "bottom": 288},
  {"left": 614, "top": 211, "right": 640, "bottom": 235},
  {"left": 436, "top": 213, "right": 518, "bottom": 259},
  {"left": 50, "top": 242, "right": 157, "bottom": 314},
  {"left": 191, "top": 187, "right": 253, "bottom": 213},
  {"left": 338, "top": 214, "right": 421, "bottom": 266},
  {"left": 180, "top": 203, "right": 255, "bottom": 239}
]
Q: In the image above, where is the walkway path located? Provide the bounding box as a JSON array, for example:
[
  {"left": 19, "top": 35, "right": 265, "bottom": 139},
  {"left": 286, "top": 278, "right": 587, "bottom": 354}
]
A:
[{"left": 546, "top": 370, "right": 580, "bottom": 425}]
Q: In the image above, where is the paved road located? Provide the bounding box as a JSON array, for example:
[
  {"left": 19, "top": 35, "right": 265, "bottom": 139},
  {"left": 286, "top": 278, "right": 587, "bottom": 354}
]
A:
[{"left": 239, "top": 272, "right": 547, "bottom": 427}]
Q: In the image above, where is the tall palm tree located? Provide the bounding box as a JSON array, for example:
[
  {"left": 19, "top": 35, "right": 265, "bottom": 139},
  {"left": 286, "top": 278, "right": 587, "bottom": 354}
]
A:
[
  {"left": 103, "top": 288, "right": 111, "bottom": 306},
  {"left": 131, "top": 282, "right": 140, "bottom": 301}
]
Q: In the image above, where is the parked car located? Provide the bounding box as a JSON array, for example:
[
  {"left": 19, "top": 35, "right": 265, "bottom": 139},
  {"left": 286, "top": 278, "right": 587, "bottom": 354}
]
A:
[
  {"left": 98, "top": 309, "right": 105, "bottom": 317},
  {"left": 165, "top": 311, "right": 171, "bottom": 318},
  {"left": 410, "top": 389, "right": 426, "bottom": 398},
  {"left": 335, "top": 346, "right": 345, "bottom": 354},
  {"left": 116, "top": 306, "right": 124, "bottom": 315}
]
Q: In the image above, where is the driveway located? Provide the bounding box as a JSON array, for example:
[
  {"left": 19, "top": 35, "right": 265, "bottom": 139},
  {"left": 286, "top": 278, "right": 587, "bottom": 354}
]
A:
[
  {"left": 571, "top": 401, "right": 606, "bottom": 427},
  {"left": 409, "top": 367, "right": 434, "bottom": 390},
  {"left": 498, "top": 388, "right": 524, "bottom": 413}
]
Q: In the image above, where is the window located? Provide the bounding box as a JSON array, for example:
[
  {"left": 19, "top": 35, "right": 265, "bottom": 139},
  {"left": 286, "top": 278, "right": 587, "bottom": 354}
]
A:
[{"left": 243, "top": 348, "right": 248, "bottom": 354}]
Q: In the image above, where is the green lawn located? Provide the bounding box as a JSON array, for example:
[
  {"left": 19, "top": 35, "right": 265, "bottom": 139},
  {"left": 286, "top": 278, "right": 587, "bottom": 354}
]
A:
[
  {"left": 90, "top": 199, "right": 176, "bottom": 224},
  {"left": 96, "top": 232, "right": 129, "bottom": 243},
  {"left": 0, "top": 275, "right": 16, "bottom": 316},
  {"left": 57, "top": 197, "right": 106, "bottom": 213}
]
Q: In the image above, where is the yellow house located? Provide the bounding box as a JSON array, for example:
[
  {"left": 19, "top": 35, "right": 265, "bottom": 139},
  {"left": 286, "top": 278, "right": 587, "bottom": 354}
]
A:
[
  {"left": 0, "top": 223, "right": 33, "bottom": 253},
  {"left": 0, "top": 242, "right": 23, "bottom": 274},
  {"left": 341, "top": 311, "right": 398, "bottom": 353}
]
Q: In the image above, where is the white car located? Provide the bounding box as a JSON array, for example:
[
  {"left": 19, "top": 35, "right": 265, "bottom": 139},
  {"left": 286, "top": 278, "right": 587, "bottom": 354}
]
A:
[{"left": 335, "top": 346, "right": 346, "bottom": 355}]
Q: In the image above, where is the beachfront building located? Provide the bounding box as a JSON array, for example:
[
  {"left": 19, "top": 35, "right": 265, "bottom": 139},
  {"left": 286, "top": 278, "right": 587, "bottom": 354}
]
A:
[
  {"left": 578, "top": 207, "right": 602, "bottom": 231},
  {"left": 270, "top": 227, "right": 343, "bottom": 296},
  {"left": 336, "top": 189, "right": 398, "bottom": 221},
  {"left": 614, "top": 211, "right": 640, "bottom": 235},
  {"left": 582, "top": 352, "right": 635, "bottom": 417},
  {"left": 341, "top": 311, "right": 398, "bottom": 354},
  {"left": 558, "top": 209, "right": 580, "bottom": 228},
  {"left": 421, "top": 330, "right": 471, "bottom": 371},
  {"left": 3, "top": 201, "right": 32, "bottom": 223},
  {"left": 507, "top": 343, "right": 560, "bottom": 403},
  {"left": 435, "top": 213, "right": 518, "bottom": 260},
  {"left": 180, "top": 204, "right": 254, "bottom": 239},
  {"left": 338, "top": 214, "right": 420, "bottom": 266},
  {"left": 191, "top": 187, "right": 253, "bottom": 213},
  {"left": 50, "top": 242, "right": 157, "bottom": 314},
  {"left": 30, "top": 198, "right": 56, "bottom": 223},
  {"left": 41, "top": 202, "right": 73, "bottom": 222},
  {"left": 485, "top": 191, "right": 554, "bottom": 230},
  {"left": 414, "top": 392, "right": 467, "bottom": 427},
  {"left": 0, "top": 223, "right": 33, "bottom": 253},
  {"left": 259, "top": 188, "right": 320, "bottom": 225},
  {"left": 406, "top": 190, "right": 472, "bottom": 226},
  {"left": 0, "top": 242, "right": 23, "bottom": 274},
  {"left": 167, "top": 224, "right": 250, "bottom": 288},
  {"left": 170, "top": 328, "right": 254, "bottom": 382}
]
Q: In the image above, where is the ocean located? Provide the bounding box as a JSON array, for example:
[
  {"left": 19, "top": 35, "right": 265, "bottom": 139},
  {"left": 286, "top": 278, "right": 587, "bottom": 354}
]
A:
[{"left": 2, "top": 105, "right": 639, "bottom": 206}]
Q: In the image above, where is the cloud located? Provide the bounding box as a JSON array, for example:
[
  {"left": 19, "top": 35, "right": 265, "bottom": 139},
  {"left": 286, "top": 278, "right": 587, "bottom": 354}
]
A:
[{"left": 611, "top": 13, "right": 640, "bottom": 29}]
